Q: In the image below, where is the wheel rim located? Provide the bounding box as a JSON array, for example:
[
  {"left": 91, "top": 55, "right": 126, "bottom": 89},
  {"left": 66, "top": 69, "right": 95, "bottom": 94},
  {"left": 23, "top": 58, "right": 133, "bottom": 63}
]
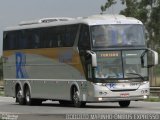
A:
[
  {"left": 73, "top": 91, "right": 79, "bottom": 104},
  {"left": 17, "top": 89, "right": 22, "bottom": 100},
  {"left": 25, "top": 90, "right": 30, "bottom": 103}
]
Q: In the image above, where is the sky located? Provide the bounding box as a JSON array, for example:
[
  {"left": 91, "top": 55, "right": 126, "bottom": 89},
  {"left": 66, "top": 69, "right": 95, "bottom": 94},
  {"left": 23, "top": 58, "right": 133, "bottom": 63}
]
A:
[{"left": 0, "top": 0, "right": 124, "bottom": 55}]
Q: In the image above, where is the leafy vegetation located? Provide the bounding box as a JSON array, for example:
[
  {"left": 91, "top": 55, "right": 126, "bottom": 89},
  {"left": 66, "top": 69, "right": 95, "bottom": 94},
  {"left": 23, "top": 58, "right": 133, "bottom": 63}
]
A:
[
  {"left": 0, "top": 91, "right": 4, "bottom": 96},
  {"left": 0, "top": 57, "right": 2, "bottom": 80},
  {"left": 101, "top": 0, "right": 117, "bottom": 13},
  {"left": 145, "top": 97, "right": 160, "bottom": 102},
  {"left": 0, "top": 57, "right": 3, "bottom": 96},
  {"left": 0, "top": 80, "right": 4, "bottom": 96}
]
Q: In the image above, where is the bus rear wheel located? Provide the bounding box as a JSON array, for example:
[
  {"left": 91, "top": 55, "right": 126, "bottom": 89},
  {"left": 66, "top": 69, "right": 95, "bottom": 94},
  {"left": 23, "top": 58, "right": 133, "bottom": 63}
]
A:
[
  {"left": 25, "top": 87, "right": 32, "bottom": 105},
  {"left": 72, "top": 88, "right": 86, "bottom": 108},
  {"left": 25, "top": 87, "right": 42, "bottom": 106},
  {"left": 118, "top": 101, "right": 130, "bottom": 107},
  {"left": 16, "top": 86, "right": 25, "bottom": 105},
  {"left": 24, "top": 87, "right": 37, "bottom": 105}
]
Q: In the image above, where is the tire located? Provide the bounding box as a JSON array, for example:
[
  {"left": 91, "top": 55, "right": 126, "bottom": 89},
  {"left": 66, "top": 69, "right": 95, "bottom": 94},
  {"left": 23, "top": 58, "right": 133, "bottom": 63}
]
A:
[
  {"left": 32, "top": 99, "right": 42, "bottom": 105},
  {"left": 25, "top": 87, "right": 33, "bottom": 105},
  {"left": 59, "top": 100, "right": 72, "bottom": 106},
  {"left": 72, "top": 88, "right": 86, "bottom": 108},
  {"left": 16, "top": 86, "right": 25, "bottom": 105},
  {"left": 119, "top": 101, "right": 130, "bottom": 108},
  {"left": 25, "top": 87, "right": 42, "bottom": 106}
]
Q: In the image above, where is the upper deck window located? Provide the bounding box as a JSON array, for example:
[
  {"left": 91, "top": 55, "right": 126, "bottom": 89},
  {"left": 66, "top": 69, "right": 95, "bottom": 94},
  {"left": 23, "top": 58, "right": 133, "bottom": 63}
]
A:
[{"left": 91, "top": 24, "right": 145, "bottom": 48}]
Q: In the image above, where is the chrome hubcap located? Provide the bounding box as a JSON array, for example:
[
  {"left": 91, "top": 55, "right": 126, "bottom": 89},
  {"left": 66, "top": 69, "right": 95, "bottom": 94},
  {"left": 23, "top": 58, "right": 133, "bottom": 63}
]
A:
[
  {"left": 73, "top": 91, "right": 79, "bottom": 104},
  {"left": 26, "top": 91, "right": 30, "bottom": 102},
  {"left": 17, "top": 90, "right": 22, "bottom": 99}
]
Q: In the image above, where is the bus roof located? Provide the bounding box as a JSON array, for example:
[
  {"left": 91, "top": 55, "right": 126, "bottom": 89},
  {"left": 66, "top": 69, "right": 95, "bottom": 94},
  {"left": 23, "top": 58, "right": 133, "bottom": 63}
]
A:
[{"left": 4, "top": 14, "right": 143, "bottom": 31}]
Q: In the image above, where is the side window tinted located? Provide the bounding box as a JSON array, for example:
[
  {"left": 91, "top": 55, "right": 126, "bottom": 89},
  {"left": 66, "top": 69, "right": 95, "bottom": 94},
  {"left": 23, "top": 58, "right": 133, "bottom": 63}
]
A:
[
  {"left": 78, "top": 25, "right": 90, "bottom": 50},
  {"left": 18, "top": 30, "right": 28, "bottom": 49},
  {"left": 64, "top": 25, "right": 78, "bottom": 47},
  {"left": 3, "top": 24, "right": 79, "bottom": 50},
  {"left": 43, "top": 24, "right": 78, "bottom": 48},
  {"left": 3, "top": 31, "right": 18, "bottom": 50},
  {"left": 43, "top": 27, "right": 58, "bottom": 48},
  {"left": 22, "top": 29, "right": 42, "bottom": 49}
]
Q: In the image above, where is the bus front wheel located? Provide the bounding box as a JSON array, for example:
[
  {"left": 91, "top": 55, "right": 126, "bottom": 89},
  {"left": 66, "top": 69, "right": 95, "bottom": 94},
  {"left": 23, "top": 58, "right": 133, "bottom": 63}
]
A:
[
  {"left": 118, "top": 101, "right": 130, "bottom": 107},
  {"left": 72, "top": 88, "right": 86, "bottom": 108}
]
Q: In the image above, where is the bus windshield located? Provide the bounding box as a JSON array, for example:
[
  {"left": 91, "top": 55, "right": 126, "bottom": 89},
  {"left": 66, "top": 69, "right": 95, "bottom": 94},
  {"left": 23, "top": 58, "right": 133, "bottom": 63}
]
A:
[
  {"left": 95, "top": 50, "right": 148, "bottom": 80},
  {"left": 91, "top": 24, "right": 145, "bottom": 47}
]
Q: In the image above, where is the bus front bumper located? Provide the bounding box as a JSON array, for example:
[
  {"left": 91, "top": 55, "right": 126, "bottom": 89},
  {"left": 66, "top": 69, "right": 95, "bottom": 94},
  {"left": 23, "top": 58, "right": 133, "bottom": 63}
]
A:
[
  {"left": 91, "top": 95, "right": 148, "bottom": 102},
  {"left": 86, "top": 95, "right": 148, "bottom": 102}
]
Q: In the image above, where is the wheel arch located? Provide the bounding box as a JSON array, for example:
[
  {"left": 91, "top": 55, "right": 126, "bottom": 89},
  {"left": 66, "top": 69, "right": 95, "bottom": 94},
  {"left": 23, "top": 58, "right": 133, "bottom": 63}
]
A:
[
  {"left": 23, "top": 81, "right": 32, "bottom": 97},
  {"left": 70, "top": 82, "right": 80, "bottom": 100},
  {"left": 15, "top": 82, "right": 23, "bottom": 97}
]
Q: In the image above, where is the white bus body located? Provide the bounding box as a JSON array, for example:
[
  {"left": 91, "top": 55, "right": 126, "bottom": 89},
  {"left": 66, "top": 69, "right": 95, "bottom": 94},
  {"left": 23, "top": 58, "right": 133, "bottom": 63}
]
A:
[{"left": 3, "top": 14, "right": 158, "bottom": 107}]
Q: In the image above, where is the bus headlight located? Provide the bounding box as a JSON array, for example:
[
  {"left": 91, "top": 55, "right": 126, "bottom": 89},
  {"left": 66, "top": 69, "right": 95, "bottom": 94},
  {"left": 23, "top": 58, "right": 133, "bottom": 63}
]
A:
[
  {"left": 95, "top": 83, "right": 103, "bottom": 86},
  {"left": 98, "top": 97, "right": 103, "bottom": 101},
  {"left": 95, "top": 83, "right": 106, "bottom": 86}
]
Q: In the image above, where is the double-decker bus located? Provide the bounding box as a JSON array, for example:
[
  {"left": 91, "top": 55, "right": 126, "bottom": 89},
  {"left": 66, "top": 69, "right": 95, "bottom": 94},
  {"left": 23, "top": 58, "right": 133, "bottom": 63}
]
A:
[{"left": 3, "top": 14, "right": 158, "bottom": 107}]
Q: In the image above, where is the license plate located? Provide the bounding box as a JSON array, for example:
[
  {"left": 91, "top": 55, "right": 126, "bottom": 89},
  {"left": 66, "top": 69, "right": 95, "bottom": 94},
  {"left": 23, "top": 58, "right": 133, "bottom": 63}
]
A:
[{"left": 120, "top": 93, "right": 129, "bottom": 97}]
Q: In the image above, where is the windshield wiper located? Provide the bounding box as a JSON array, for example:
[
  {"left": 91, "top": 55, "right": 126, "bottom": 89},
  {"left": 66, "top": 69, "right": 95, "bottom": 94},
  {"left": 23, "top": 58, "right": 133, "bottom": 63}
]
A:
[{"left": 126, "top": 73, "right": 145, "bottom": 81}]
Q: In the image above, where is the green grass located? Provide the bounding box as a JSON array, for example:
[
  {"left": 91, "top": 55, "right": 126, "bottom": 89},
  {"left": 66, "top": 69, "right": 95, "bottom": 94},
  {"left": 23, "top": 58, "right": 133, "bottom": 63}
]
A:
[
  {"left": 0, "top": 80, "right": 3, "bottom": 86},
  {"left": 0, "top": 91, "right": 4, "bottom": 96},
  {"left": 0, "top": 80, "right": 4, "bottom": 96},
  {"left": 144, "top": 97, "right": 160, "bottom": 102}
]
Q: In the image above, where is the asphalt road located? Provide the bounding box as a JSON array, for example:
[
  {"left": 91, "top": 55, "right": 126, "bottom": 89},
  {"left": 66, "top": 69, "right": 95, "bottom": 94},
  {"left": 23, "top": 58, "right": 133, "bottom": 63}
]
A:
[{"left": 0, "top": 97, "right": 160, "bottom": 120}]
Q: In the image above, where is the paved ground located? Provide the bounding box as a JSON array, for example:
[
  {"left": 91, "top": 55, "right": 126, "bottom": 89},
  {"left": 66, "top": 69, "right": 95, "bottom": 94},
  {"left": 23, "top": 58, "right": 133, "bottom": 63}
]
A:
[{"left": 0, "top": 97, "right": 160, "bottom": 120}]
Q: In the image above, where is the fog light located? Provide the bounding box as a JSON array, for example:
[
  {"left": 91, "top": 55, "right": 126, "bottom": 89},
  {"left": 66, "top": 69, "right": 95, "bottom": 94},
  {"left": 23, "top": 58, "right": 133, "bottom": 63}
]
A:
[
  {"left": 143, "top": 95, "right": 147, "bottom": 99},
  {"left": 98, "top": 97, "right": 103, "bottom": 101},
  {"left": 141, "top": 90, "right": 144, "bottom": 94}
]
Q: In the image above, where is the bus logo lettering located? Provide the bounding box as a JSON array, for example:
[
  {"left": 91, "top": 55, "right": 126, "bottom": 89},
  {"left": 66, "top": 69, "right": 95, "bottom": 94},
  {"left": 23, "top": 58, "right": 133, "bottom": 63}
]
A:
[
  {"left": 108, "top": 83, "right": 116, "bottom": 88},
  {"left": 15, "top": 52, "right": 28, "bottom": 79}
]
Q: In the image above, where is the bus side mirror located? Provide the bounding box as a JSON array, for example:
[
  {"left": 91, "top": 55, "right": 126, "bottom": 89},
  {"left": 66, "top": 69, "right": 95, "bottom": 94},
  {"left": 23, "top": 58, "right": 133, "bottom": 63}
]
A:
[
  {"left": 86, "top": 50, "right": 97, "bottom": 67},
  {"left": 141, "top": 49, "right": 158, "bottom": 68},
  {"left": 151, "top": 50, "right": 158, "bottom": 66}
]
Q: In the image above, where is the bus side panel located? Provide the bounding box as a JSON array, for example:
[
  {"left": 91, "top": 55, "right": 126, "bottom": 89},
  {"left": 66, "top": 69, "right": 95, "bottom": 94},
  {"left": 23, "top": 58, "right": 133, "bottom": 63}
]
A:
[
  {"left": 4, "top": 80, "right": 15, "bottom": 97},
  {"left": 28, "top": 80, "right": 71, "bottom": 100},
  {"left": 3, "top": 48, "right": 86, "bottom": 100},
  {"left": 3, "top": 51, "right": 16, "bottom": 97}
]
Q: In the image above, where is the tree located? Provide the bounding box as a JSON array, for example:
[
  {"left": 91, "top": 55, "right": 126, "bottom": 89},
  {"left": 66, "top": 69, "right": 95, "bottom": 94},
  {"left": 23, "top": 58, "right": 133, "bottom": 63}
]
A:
[
  {"left": 0, "top": 57, "right": 2, "bottom": 80},
  {"left": 148, "top": 0, "right": 160, "bottom": 50},
  {"left": 101, "top": 0, "right": 117, "bottom": 13},
  {"left": 120, "top": 0, "right": 160, "bottom": 49}
]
